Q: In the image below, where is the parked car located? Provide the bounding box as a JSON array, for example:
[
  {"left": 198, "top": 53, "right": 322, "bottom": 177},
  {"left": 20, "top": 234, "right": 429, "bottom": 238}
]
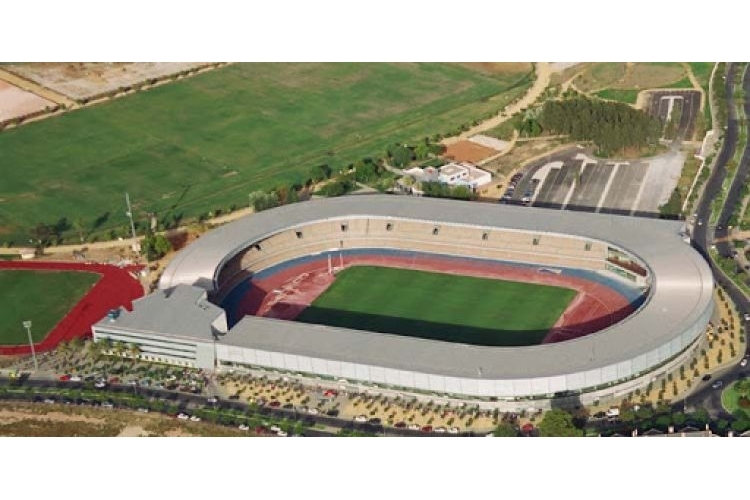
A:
[
  {"left": 407, "top": 424, "right": 420, "bottom": 431},
  {"left": 58, "top": 374, "right": 71, "bottom": 382},
  {"left": 239, "top": 424, "right": 249, "bottom": 431},
  {"left": 268, "top": 401, "right": 281, "bottom": 408},
  {"left": 448, "top": 427, "right": 460, "bottom": 435},
  {"left": 94, "top": 381, "right": 107, "bottom": 389},
  {"left": 137, "top": 407, "right": 149, "bottom": 413},
  {"left": 70, "top": 375, "right": 82, "bottom": 382},
  {"left": 270, "top": 425, "right": 282, "bottom": 433},
  {"left": 421, "top": 425, "right": 433, "bottom": 433},
  {"left": 207, "top": 397, "right": 218, "bottom": 404},
  {"left": 354, "top": 415, "right": 368, "bottom": 423},
  {"left": 702, "top": 374, "right": 712, "bottom": 382},
  {"left": 307, "top": 408, "right": 319, "bottom": 415},
  {"left": 394, "top": 421, "right": 407, "bottom": 429},
  {"left": 276, "top": 430, "right": 288, "bottom": 437},
  {"left": 712, "top": 380, "right": 724, "bottom": 390},
  {"left": 190, "top": 415, "right": 201, "bottom": 422},
  {"left": 434, "top": 427, "right": 447, "bottom": 434},
  {"left": 741, "top": 358, "right": 748, "bottom": 368},
  {"left": 177, "top": 413, "right": 189, "bottom": 420}
]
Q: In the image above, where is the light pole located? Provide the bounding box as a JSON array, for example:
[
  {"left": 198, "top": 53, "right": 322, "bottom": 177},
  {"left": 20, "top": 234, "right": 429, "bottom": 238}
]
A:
[{"left": 22, "top": 320, "right": 38, "bottom": 372}]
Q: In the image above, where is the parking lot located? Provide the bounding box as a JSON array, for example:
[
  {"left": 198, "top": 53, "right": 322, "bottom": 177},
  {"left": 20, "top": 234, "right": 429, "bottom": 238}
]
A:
[
  {"left": 503, "top": 146, "right": 683, "bottom": 216},
  {"left": 646, "top": 90, "right": 702, "bottom": 140}
]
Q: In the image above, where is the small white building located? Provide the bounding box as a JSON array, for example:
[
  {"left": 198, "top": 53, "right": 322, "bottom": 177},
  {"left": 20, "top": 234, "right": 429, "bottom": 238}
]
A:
[{"left": 402, "top": 162, "right": 492, "bottom": 193}]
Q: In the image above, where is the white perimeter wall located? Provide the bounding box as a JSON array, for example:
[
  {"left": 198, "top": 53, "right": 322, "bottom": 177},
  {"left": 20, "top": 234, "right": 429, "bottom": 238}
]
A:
[{"left": 214, "top": 294, "right": 712, "bottom": 398}]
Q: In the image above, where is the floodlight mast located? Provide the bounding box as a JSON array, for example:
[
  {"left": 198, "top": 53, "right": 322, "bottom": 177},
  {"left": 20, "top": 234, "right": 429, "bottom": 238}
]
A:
[
  {"left": 125, "top": 192, "right": 139, "bottom": 251},
  {"left": 22, "top": 320, "right": 38, "bottom": 372}
]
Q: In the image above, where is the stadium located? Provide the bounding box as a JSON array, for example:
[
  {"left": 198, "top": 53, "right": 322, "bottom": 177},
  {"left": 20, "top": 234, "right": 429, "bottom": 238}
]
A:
[{"left": 93, "top": 195, "right": 714, "bottom": 406}]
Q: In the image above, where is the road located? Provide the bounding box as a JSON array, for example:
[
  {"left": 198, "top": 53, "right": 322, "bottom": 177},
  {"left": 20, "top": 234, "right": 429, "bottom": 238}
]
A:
[{"left": 688, "top": 62, "right": 750, "bottom": 417}]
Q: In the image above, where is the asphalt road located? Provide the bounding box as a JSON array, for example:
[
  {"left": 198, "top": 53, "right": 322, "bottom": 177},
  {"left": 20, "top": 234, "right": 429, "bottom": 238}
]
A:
[{"left": 689, "top": 62, "right": 750, "bottom": 417}]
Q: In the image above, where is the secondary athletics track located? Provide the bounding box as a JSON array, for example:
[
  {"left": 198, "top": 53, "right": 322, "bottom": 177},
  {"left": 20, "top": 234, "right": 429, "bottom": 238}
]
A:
[
  {"left": 0, "top": 261, "right": 144, "bottom": 355},
  {"left": 224, "top": 249, "right": 642, "bottom": 345}
]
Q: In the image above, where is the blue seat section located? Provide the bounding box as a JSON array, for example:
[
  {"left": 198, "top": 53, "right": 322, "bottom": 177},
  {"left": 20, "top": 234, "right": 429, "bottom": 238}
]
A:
[{"left": 219, "top": 248, "right": 646, "bottom": 324}]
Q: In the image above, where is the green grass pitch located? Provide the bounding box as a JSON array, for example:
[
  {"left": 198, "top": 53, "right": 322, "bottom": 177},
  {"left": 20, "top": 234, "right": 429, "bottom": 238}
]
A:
[
  {"left": 0, "top": 63, "right": 532, "bottom": 243},
  {"left": 0, "top": 270, "right": 99, "bottom": 345},
  {"left": 295, "top": 266, "right": 577, "bottom": 346}
]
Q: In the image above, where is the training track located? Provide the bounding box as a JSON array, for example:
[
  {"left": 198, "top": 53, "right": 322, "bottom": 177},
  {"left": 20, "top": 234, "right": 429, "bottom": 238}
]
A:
[{"left": 0, "top": 261, "right": 144, "bottom": 355}]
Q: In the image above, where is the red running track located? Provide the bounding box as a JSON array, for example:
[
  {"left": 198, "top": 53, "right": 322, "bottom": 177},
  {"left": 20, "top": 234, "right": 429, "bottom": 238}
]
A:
[
  {"left": 239, "top": 253, "right": 638, "bottom": 344},
  {"left": 0, "top": 261, "right": 144, "bottom": 355}
]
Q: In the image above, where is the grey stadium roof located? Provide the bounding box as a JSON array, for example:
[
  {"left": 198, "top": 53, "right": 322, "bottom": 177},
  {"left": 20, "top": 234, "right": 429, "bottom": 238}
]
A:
[{"left": 159, "top": 195, "right": 713, "bottom": 380}]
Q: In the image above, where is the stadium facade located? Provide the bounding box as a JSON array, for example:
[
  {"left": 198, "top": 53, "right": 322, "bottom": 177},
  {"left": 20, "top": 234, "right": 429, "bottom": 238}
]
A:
[{"left": 92, "top": 195, "right": 714, "bottom": 404}]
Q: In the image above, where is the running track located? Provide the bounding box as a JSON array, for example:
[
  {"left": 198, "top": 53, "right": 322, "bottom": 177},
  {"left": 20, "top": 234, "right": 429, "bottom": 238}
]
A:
[
  {"left": 227, "top": 250, "right": 642, "bottom": 344},
  {"left": 0, "top": 261, "right": 144, "bottom": 355}
]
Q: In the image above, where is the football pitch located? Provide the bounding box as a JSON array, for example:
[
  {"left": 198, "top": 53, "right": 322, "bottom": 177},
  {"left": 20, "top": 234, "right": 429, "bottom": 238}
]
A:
[
  {"left": 0, "top": 63, "right": 532, "bottom": 243},
  {"left": 0, "top": 270, "right": 99, "bottom": 345},
  {"left": 295, "top": 266, "right": 577, "bottom": 346}
]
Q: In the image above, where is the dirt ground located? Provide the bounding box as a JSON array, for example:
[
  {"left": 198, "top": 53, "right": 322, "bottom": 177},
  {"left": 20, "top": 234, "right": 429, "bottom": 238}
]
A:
[
  {"left": 444, "top": 140, "right": 500, "bottom": 163},
  {"left": 481, "top": 137, "right": 573, "bottom": 178},
  {"left": 3, "top": 62, "right": 213, "bottom": 101},
  {"left": 0, "top": 402, "right": 251, "bottom": 437},
  {"left": 0, "top": 81, "right": 55, "bottom": 122}
]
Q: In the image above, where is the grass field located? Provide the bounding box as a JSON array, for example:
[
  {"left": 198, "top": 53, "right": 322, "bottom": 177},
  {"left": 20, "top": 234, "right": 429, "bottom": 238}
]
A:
[
  {"left": 576, "top": 63, "right": 689, "bottom": 92},
  {"left": 0, "top": 63, "right": 532, "bottom": 244},
  {"left": 0, "top": 270, "right": 99, "bottom": 344},
  {"left": 594, "top": 88, "right": 640, "bottom": 104},
  {"left": 295, "top": 266, "right": 577, "bottom": 346}
]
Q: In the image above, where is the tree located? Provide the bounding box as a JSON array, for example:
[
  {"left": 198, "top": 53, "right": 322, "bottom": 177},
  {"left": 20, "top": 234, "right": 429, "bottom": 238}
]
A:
[
  {"left": 309, "top": 164, "right": 332, "bottom": 183},
  {"left": 248, "top": 190, "right": 280, "bottom": 212},
  {"left": 492, "top": 422, "right": 518, "bottom": 437},
  {"left": 140, "top": 233, "right": 172, "bottom": 262},
  {"left": 387, "top": 144, "right": 414, "bottom": 168},
  {"left": 538, "top": 409, "right": 584, "bottom": 437},
  {"left": 29, "top": 222, "right": 56, "bottom": 248}
]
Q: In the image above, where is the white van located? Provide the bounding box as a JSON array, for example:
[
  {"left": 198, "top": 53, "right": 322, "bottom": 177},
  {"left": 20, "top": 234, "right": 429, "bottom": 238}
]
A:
[{"left": 605, "top": 407, "right": 620, "bottom": 417}]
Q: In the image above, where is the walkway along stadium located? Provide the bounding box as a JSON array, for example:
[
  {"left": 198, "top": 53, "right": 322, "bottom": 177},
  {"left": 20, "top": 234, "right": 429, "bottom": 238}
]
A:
[{"left": 92, "top": 196, "right": 714, "bottom": 407}]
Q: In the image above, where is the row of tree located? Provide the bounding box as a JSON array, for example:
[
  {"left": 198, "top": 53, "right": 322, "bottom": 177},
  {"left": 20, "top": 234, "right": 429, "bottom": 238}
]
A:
[{"left": 538, "top": 95, "right": 662, "bottom": 156}]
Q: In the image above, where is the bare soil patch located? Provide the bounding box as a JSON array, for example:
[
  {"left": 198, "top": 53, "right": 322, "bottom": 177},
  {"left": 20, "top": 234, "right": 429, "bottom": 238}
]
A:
[
  {"left": 481, "top": 138, "right": 573, "bottom": 178},
  {"left": 3, "top": 63, "right": 213, "bottom": 101},
  {"left": 0, "top": 81, "right": 55, "bottom": 122},
  {"left": 444, "top": 140, "right": 500, "bottom": 163}
]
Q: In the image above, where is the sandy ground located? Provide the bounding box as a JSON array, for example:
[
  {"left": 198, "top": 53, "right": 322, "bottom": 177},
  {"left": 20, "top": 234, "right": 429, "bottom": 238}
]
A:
[
  {"left": 0, "top": 408, "right": 104, "bottom": 425},
  {"left": 3, "top": 63, "right": 214, "bottom": 101},
  {"left": 117, "top": 425, "right": 153, "bottom": 437},
  {"left": 0, "top": 81, "right": 56, "bottom": 121},
  {"left": 0, "top": 68, "right": 76, "bottom": 107}
]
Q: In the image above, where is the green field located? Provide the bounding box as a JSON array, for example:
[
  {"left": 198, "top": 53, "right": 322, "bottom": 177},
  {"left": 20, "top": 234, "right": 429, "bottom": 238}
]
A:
[
  {"left": 295, "top": 266, "right": 577, "bottom": 346},
  {"left": 594, "top": 88, "right": 640, "bottom": 104},
  {"left": 0, "top": 63, "right": 532, "bottom": 244},
  {"left": 721, "top": 379, "right": 750, "bottom": 417},
  {"left": 688, "top": 62, "right": 714, "bottom": 88},
  {"left": 0, "top": 270, "right": 99, "bottom": 345}
]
